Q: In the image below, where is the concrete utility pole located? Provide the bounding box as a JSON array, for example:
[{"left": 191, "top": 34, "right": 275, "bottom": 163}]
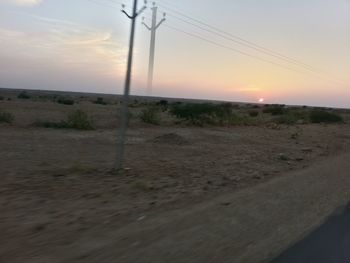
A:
[
  {"left": 142, "top": 2, "right": 166, "bottom": 95},
  {"left": 115, "top": 0, "right": 147, "bottom": 171}
]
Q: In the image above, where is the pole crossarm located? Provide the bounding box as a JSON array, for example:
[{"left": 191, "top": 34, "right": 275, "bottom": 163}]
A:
[
  {"left": 121, "top": 3, "right": 147, "bottom": 20},
  {"left": 142, "top": 21, "right": 152, "bottom": 30},
  {"left": 155, "top": 18, "right": 166, "bottom": 29}
]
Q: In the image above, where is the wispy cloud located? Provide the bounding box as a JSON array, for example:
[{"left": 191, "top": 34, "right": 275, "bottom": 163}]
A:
[
  {"left": 0, "top": 13, "right": 128, "bottom": 76},
  {"left": 1, "top": 0, "right": 42, "bottom": 6}
]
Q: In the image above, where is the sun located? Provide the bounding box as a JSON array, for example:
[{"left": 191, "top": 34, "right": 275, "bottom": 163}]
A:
[{"left": 258, "top": 98, "right": 265, "bottom": 103}]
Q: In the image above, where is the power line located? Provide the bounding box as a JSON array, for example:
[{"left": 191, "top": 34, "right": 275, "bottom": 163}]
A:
[
  {"left": 136, "top": 10, "right": 346, "bottom": 86},
  {"left": 159, "top": 3, "right": 344, "bottom": 74},
  {"left": 103, "top": 0, "right": 345, "bottom": 85},
  {"left": 166, "top": 13, "right": 319, "bottom": 72},
  {"left": 155, "top": 1, "right": 347, "bottom": 86},
  {"left": 163, "top": 24, "right": 310, "bottom": 76}
]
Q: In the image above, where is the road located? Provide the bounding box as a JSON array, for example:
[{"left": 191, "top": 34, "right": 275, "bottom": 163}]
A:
[{"left": 271, "top": 203, "right": 350, "bottom": 263}]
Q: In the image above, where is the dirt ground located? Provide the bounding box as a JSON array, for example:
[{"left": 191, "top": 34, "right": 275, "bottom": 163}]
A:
[{"left": 1, "top": 89, "right": 350, "bottom": 262}]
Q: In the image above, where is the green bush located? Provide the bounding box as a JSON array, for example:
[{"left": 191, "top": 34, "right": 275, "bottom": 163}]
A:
[
  {"left": 0, "top": 111, "right": 14, "bottom": 124},
  {"left": 248, "top": 110, "right": 259, "bottom": 117},
  {"left": 66, "top": 110, "right": 94, "bottom": 129},
  {"left": 139, "top": 107, "right": 161, "bottom": 125},
  {"left": 170, "top": 103, "right": 221, "bottom": 124},
  {"left": 170, "top": 102, "right": 248, "bottom": 126},
  {"left": 35, "top": 110, "right": 94, "bottom": 130},
  {"left": 57, "top": 97, "right": 75, "bottom": 105},
  {"left": 93, "top": 97, "right": 107, "bottom": 105},
  {"left": 263, "top": 105, "right": 286, "bottom": 115},
  {"left": 309, "top": 110, "right": 343, "bottom": 123},
  {"left": 34, "top": 121, "right": 68, "bottom": 129},
  {"left": 274, "top": 114, "right": 298, "bottom": 125},
  {"left": 274, "top": 110, "right": 310, "bottom": 125},
  {"left": 17, "top": 91, "right": 30, "bottom": 99}
]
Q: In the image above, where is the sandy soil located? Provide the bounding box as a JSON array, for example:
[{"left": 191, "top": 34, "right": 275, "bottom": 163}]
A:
[{"left": 1, "top": 91, "right": 350, "bottom": 262}]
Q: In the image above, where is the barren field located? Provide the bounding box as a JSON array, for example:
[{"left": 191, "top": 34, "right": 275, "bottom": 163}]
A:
[{"left": 1, "top": 89, "right": 350, "bottom": 262}]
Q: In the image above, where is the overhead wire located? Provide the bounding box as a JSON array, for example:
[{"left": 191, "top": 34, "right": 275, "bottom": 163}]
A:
[
  {"left": 154, "top": 0, "right": 347, "bottom": 85},
  {"left": 89, "top": 0, "right": 347, "bottom": 86}
]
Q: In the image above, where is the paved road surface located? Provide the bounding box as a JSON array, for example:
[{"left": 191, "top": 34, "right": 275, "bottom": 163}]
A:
[{"left": 271, "top": 203, "right": 350, "bottom": 263}]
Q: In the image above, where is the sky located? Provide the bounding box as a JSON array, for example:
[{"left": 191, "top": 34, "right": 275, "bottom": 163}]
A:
[{"left": 0, "top": 0, "right": 349, "bottom": 107}]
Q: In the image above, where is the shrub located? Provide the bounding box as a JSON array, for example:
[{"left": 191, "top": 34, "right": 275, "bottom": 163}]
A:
[
  {"left": 309, "top": 110, "right": 343, "bottom": 123},
  {"left": 93, "top": 97, "right": 107, "bottom": 105},
  {"left": 158, "top": 99, "right": 168, "bottom": 106},
  {"left": 0, "top": 96, "right": 4, "bottom": 100},
  {"left": 170, "top": 103, "right": 218, "bottom": 123},
  {"left": 274, "top": 109, "right": 310, "bottom": 125},
  {"left": 0, "top": 111, "right": 14, "bottom": 124},
  {"left": 139, "top": 107, "right": 160, "bottom": 125},
  {"left": 34, "top": 121, "right": 68, "bottom": 129},
  {"left": 57, "top": 97, "right": 75, "bottom": 105},
  {"left": 248, "top": 110, "right": 259, "bottom": 117},
  {"left": 263, "top": 105, "right": 286, "bottom": 115},
  {"left": 274, "top": 114, "right": 298, "bottom": 125},
  {"left": 170, "top": 102, "right": 246, "bottom": 126},
  {"left": 35, "top": 110, "right": 94, "bottom": 130},
  {"left": 157, "top": 99, "right": 169, "bottom": 111},
  {"left": 18, "top": 91, "right": 30, "bottom": 99},
  {"left": 170, "top": 103, "right": 211, "bottom": 125},
  {"left": 66, "top": 110, "right": 94, "bottom": 130}
]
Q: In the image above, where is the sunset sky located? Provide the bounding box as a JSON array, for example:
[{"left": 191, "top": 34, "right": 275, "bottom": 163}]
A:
[{"left": 0, "top": 0, "right": 349, "bottom": 107}]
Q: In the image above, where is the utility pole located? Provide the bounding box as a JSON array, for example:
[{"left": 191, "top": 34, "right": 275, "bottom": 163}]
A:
[
  {"left": 142, "top": 2, "right": 166, "bottom": 95},
  {"left": 115, "top": 0, "right": 147, "bottom": 171}
]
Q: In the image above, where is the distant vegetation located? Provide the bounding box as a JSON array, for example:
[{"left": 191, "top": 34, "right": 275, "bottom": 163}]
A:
[
  {"left": 169, "top": 102, "right": 251, "bottom": 126},
  {"left": 309, "top": 110, "right": 343, "bottom": 123},
  {"left": 35, "top": 110, "right": 94, "bottom": 130},
  {"left": 4, "top": 93, "right": 347, "bottom": 129},
  {"left": 93, "top": 97, "right": 108, "bottom": 105},
  {"left": 17, "top": 91, "right": 30, "bottom": 99},
  {"left": 57, "top": 97, "right": 75, "bottom": 105},
  {"left": 262, "top": 104, "right": 286, "bottom": 115},
  {"left": 170, "top": 103, "right": 218, "bottom": 124},
  {"left": 248, "top": 110, "right": 259, "bottom": 117},
  {"left": 0, "top": 111, "right": 14, "bottom": 124},
  {"left": 139, "top": 106, "right": 161, "bottom": 125}
]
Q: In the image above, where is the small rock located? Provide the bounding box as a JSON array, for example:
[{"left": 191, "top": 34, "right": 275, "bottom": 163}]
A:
[
  {"left": 137, "top": 215, "right": 146, "bottom": 221},
  {"left": 33, "top": 223, "right": 47, "bottom": 232},
  {"left": 278, "top": 153, "right": 289, "bottom": 161},
  {"left": 296, "top": 157, "right": 304, "bottom": 161},
  {"left": 221, "top": 202, "right": 231, "bottom": 206},
  {"left": 52, "top": 174, "right": 65, "bottom": 178},
  {"left": 301, "top": 148, "right": 313, "bottom": 153},
  {"left": 232, "top": 176, "right": 241, "bottom": 182}
]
